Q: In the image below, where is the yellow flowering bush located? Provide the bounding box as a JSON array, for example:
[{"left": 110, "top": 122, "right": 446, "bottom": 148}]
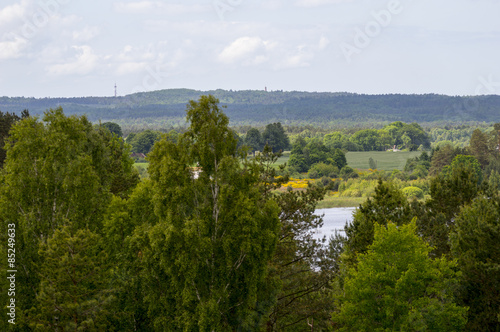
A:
[{"left": 282, "top": 178, "right": 313, "bottom": 189}]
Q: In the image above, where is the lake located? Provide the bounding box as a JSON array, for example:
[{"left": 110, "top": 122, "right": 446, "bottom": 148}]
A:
[{"left": 313, "top": 207, "right": 356, "bottom": 240}]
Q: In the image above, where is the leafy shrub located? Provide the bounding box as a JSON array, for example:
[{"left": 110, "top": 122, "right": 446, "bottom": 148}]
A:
[
  {"left": 340, "top": 166, "right": 359, "bottom": 179},
  {"left": 402, "top": 186, "right": 424, "bottom": 199},
  {"left": 368, "top": 157, "right": 377, "bottom": 169},
  {"left": 307, "top": 162, "right": 339, "bottom": 179}
]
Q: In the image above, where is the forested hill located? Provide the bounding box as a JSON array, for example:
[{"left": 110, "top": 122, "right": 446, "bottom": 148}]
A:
[{"left": 1, "top": 89, "right": 499, "bottom": 127}]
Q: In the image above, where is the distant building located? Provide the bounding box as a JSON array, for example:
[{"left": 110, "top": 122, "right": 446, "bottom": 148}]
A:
[
  {"left": 130, "top": 152, "right": 146, "bottom": 159},
  {"left": 190, "top": 167, "right": 202, "bottom": 179}
]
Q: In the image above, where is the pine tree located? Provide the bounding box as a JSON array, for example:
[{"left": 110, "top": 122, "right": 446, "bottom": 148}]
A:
[
  {"left": 451, "top": 196, "right": 500, "bottom": 331},
  {"left": 468, "top": 128, "right": 490, "bottom": 168},
  {"left": 30, "top": 227, "right": 114, "bottom": 330}
]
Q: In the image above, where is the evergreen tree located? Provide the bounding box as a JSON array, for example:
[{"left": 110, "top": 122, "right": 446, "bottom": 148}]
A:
[
  {"left": 468, "top": 128, "right": 490, "bottom": 168},
  {"left": 29, "top": 227, "right": 114, "bottom": 330},
  {"left": 429, "top": 144, "right": 463, "bottom": 176},
  {"left": 264, "top": 186, "right": 336, "bottom": 330},
  {"left": 343, "top": 179, "right": 414, "bottom": 267},
  {"left": 262, "top": 122, "right": 290, "bottom": 153},
  {"left": 419, "top": 155, "right": 481, "bottom": 257},
  {"left": 451, "top": 196, "right": 500, "bottom": 331},
  {"left": 244, "top": 127, "right": 263, "bottom": 153}
]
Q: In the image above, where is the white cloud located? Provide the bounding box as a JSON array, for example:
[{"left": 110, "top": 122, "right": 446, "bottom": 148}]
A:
[
  {"left": 0, "top": 0, "right": 30, "bottom": 27},
  {"left": 47, "top": 45, "right": 99, "bottom": 76},
  {"left": 218, "top": 36, "right": 274, "bottom": 65},
  {"left": 0, "top": 35, "right": 28, "bottom": 60}
]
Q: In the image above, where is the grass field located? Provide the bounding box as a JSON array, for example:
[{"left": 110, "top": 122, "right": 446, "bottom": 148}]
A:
[
  {"left": 133, "top": 163, "right": 148, "bottom": 169},
  {"left": 269, "top": 151, "right": 421, "bottom": 172},
  {"left": 316, "top": 196, "right": 365, "bottom": 209},
  {"left": 346, "top": 151, "right": 421, "bottom": 171},
  {"left": 271, "top": 155, "right": 290, "bottom": 169}
]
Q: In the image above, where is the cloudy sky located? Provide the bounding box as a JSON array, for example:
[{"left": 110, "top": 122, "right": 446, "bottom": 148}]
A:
[{"left": 0, "top": 0, "right": 499, "bottom": 98}]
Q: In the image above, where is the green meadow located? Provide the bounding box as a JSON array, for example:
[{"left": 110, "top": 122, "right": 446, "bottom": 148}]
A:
[
  {"left": 267, "top": 151, "right": 421, "bottom": 172},
  {"left": 345, "top": 151, "right": 422, "bottom": 171}
]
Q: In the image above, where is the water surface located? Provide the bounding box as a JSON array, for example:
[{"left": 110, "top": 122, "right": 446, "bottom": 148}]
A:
[{"left": 313, "top": 207, "right": 356, "bottom": 240}]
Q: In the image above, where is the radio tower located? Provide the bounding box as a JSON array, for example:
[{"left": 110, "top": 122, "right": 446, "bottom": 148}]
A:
[{"left": 114, "top": 83, "right": 117, "bottom": 97}]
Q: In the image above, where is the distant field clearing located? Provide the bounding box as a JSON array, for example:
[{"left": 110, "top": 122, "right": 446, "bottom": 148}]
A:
[{"left": 346, "top": 151, "right": 422, "bottom": 171}]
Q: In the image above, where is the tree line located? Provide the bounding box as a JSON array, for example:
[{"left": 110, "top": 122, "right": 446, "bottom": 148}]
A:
[
  {"left": 1, "top": 97, "right": 499, "bottom": 331},
  {"left": 2, "top": 89, "right": 500, "bottom": 127}
]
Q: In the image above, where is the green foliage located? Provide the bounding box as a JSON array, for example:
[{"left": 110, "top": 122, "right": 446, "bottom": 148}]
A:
[
  {"left": 402, "top": 186, "right": 424, "bottom": 199},
  {"left": 0, "top": 108, "right": 138, "bottom": 329},
  {"left": 289, "top": 137, "right": 346, "bottom": 173},
  {"left": 29, "top": 226, "right": 114, "bottom": 330},
  {"left": 343, "top": 180, "right": 414, "bottom": 267},
  {"left": 442, "top": 155, "right": 483, "bottom": 184},
  {"left": 264, "top": 186, "right": 336, "bottom": 330},
  {"left": 323, "top": 131, "right": 346, "bottom": 150},
  {"left": 244, "top": 127, "right": 263, "bottom": 153},
  {"left": 429, "top": 144, "right": 464, "bottom": 176},
  {"left": 419, "top": 157, "right": 481, "bottom": 257},
  {"left": 334, "top": 221, "right": 467, "bottom": 331},
  {"left": 339, "top": 165, "right": 358, "bottom": 179},
  {"left": 262, "top": 122, "right": 290, "bottom": 152},
  {"left": 2, "top": 91, "right": 500, "bottom": 129},
  {"left": 0, "top": 109, "right": 29, "bottom": 168},
  {"left": 368, "top": 156, "right": 377, "bottom": 169},
  {"left": 451, "top": 196, "right": 500, "bottom": 331},
  {"left": 350, "top": 129, "right": 389, "bottom": 151},
  {"left": 430, "top": 125, "right": 482, "bottom": 149},
  {"left": 402, "top": 151, "right": 431, "bottom": 180},
  {"left": 468, "top": 128, "right": 490, "bottom": 167},
  {"left": 488, "top": 170, "right": 500, "bottom": 191},
  {"left": 102, "top": 180, "right": 158, "bottom": 331},
  {"left": 307, "top": 162, "right": 339, "bottom": 179},
  {"left": 385, "top": 121, "right": 431, "bottom": 150},
  {"left": 127, "top": 129, "right": 162, "bottom": 154},
  {"left": 139, "top": 95, "right": 280, "bottom": 330},
  {"left": 101, "top": 121, "right": 123, "bottom": 137}
]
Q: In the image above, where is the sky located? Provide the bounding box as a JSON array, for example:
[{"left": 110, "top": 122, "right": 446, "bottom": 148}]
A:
[{"left": 0, "top": 0, "right": 499, "bottom": 98}]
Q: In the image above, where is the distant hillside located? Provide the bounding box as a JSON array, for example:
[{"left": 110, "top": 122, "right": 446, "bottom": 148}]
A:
[{"left": 1, "top": 89, "right": 499, "bottom": 128}]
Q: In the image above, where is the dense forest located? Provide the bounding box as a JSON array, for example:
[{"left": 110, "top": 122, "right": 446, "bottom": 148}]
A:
[
  {"left": 1, "top": 89, "right": 500, "bottom": 129},
  {"left": 1, "top": 96, "right": 500, "bottom": 331}
]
